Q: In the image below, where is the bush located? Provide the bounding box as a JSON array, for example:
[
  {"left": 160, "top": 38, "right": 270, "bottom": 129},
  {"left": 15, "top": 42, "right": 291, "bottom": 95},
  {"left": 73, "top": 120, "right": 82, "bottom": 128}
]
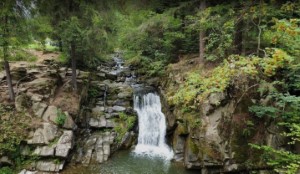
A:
[{"left": 55, "top": 109, "right": 66, "bottom": 127}]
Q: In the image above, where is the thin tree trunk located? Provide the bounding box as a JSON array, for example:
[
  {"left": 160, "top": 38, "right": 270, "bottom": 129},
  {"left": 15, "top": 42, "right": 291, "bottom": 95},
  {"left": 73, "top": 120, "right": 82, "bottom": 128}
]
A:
[
  {"left": 58, "top": 38, "right": 63, "bottom": 52},
  {"left": 3, "top": 15, "right": 15, "bottom": 101},
  {"left": 71, "top": 42, "right": 77, "bottom": 91},
  {"left": 4, "top": 60, "right": 14, "bottom": 101},
  {"left": 199, "top": 0, "right": 206, "bottom": 62}
]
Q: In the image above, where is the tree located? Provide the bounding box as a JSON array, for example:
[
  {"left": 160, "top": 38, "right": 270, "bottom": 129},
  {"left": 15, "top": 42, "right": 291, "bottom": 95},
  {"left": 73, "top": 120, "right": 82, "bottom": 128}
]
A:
[{"left": 0, "top": 0, "right": 31, "bottom": 101}]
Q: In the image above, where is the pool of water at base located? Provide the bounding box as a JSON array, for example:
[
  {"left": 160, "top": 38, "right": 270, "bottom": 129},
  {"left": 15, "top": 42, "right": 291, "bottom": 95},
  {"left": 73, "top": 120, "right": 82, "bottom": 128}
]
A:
[{"left": 62, "top": 150, "right": 200, "bottom": 174}]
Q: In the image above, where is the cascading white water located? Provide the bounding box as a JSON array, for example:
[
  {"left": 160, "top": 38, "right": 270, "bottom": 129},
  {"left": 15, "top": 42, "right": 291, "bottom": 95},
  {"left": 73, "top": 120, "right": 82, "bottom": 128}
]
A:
[{"left": 133, "top": 92, "right": 174, "bottom": 160}]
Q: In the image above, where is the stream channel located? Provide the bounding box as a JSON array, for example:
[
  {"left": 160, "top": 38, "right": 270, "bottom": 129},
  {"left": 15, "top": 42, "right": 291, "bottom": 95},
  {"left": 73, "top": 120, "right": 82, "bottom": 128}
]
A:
[{"left": 63, "top": 54, "right": 199, "bottom": 174}]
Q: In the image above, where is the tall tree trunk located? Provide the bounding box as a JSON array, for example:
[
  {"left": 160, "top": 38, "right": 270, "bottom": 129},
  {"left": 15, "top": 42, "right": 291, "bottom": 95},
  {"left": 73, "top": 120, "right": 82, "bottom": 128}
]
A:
[
  {"left": 199, "top": 0, "right": 206, "bottom": 62},
  {"left": 3, "top": 15, "right": 15, "bottom": 101},
  {"left": 71, "top": 41, "right": 77, "bottom": 91}
]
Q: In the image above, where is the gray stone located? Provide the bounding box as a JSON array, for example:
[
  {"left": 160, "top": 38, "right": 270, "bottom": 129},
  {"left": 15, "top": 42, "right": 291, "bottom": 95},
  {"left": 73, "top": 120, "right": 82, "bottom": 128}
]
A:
[
  {"left": 55, "top": 131, "right": 74, "bottom": 158},
  {"left": 0, "top": 156, "right": 13, "bottom": 166},
  {"left": 62, "top": 111, "right": 77, "bottom": 130},
  {"left": 42, "top": 105, "right": 58, "bottom": 122},
  {"left": 208, "top": 92, "right": 226, "bottom": 106},
  {"left": 95, "top": 149, "right": 104, "bottom": 163},
  {"left": 112, "top": 106, "right": 126, "bottom": 112},
  {"left": 32, "top": 102, "right": 47, "bottom": 118},
  {"left": 30, "top": 94, "right": 43, "bottom": 102},
  {"left": 92, "top": 106, "right": 105, "bottom": 116},
  {"left": 89, "top": 116, "right": 106, "bottom": 128},
  {"left": 18, "top": 169, "right": 37, "bottom": 174},
  {"left": 113, "top": 100, "right": 130, "bottom": 107},
  {"left": 82, "top": 149, "right": 93, "bottom": 165},
  {"left": 33, "top": 146, "right": 54, "bottom": 157},
  {"left": 35, "top": 160, "right": 64, "bottom": 172},
  {"left": 117, "top": 92, "right": 132, "bottom": 99},
  {"left": 27, "top": 123, "right": 58, "bottom": 145},
  {"left": 106, "top": 120, "right": 115, "bottom": 128}
]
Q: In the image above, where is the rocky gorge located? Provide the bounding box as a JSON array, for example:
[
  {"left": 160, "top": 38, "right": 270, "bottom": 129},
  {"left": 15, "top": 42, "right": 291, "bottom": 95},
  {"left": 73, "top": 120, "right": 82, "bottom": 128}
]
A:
[{"left": 0, "top": 52, "right": 296, "bottom": 174}]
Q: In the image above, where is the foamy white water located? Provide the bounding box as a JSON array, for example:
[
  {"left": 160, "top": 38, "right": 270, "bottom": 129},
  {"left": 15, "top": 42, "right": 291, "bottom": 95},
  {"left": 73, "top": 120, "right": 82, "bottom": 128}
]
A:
[{"left": 133, "top": 93, "right": 174, "bottom": 160}]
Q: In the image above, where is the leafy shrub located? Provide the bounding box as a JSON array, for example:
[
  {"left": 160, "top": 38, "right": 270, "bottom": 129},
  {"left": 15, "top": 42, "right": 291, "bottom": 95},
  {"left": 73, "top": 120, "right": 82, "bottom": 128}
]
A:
[
  {"left": 0, "top": 167, "right": 13, "bottom": 174},
  {"left": 114, "top": 112, "right": 136, "bottom": 143},
  {"left": 55, "top": 109, "right": 66, "bottom": 127}
]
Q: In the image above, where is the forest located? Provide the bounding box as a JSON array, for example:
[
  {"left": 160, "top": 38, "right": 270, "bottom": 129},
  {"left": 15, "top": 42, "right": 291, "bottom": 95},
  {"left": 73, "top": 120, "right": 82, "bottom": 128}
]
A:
[{"left": 0, "top": 0, "right": 300, "bottom": 174}]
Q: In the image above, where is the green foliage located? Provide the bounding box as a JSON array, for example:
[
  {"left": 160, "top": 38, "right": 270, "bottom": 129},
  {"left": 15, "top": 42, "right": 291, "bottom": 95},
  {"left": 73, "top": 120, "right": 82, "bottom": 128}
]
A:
[
  {"left": 8, "top": 50, "right": 37, "bottom": 62},
  {"left": 250, "top": 144, "right": 300, "bottom": 174},
  {"left": 114, "top": 112, "right": 136, "bottom": 143},
  {"left": 0, "top": 106, "right": 28, "bottom": 156},
  {"left": 186, "top": 4, "right": 235, "bottom": 61},
  {"left": 0, "top": 167, "right": 13, "bottom": 174},
  {"left": 55, "top": 109, "right": 66, "bottom": 127},
  {"left": 249, "top": 105, "right": 279, "bottom": 118}
]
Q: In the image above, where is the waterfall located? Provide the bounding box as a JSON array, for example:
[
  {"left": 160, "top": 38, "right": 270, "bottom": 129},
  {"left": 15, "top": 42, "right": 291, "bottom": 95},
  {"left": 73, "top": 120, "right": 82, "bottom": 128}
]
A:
[{"left": 133, "top": 92, "right": 174, "bottom": 160}]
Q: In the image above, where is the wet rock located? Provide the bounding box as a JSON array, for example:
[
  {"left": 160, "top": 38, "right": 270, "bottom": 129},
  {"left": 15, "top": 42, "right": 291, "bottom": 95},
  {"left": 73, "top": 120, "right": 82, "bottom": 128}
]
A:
[
  {"left": 27, "top": 123, "right": 58, "bottom": 145},
  {"left": 120, "top": 131, "right": 136, "bottom": 149},
  {"left": 32, "top": 102, "right": 47, "bottom": 118},
  {"left": 33, "top": 146, "right": 55, "bottom": 157},
  {"left": 55, "top": 131, "right": 74, "bottom": 158},
  {"left": 173, "top": 135, "right": 185, "bottom": 162},
  {"left": 35, "top": 160, "right": 65, "bottom": 172}
]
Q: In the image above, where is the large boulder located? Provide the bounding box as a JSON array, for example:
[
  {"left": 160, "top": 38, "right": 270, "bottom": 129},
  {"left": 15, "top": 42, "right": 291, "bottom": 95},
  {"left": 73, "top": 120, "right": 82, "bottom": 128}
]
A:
[
  {"left": 27, "top": 123, "right": 58, "bottom": 145},
  {"left": 55, "top": 131, "right": 74, "bottom": 158},
  {"left": 35, "top": 160, "right": 65, "bottom": 172},
  {"left": 62, "top": 111, "right": 77, "bottom": 130},
  {"left": 33, "top": 146, "right": 55, "bottom": 157},
  {"left": 42, "top": 105, "right": 58, "bottom": 122},
  {"left": 32, "top": 102, "right": 47, "bottom": 118}
]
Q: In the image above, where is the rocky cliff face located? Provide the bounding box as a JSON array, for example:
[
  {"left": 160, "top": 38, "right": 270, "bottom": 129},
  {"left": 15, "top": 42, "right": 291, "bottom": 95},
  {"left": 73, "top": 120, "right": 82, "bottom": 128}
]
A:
[
  {"left": 157, "top": 58, "right": 286, "bottom": 173},
  {"left": 0, "top": 55, "right": 137, "bottom": 174}
]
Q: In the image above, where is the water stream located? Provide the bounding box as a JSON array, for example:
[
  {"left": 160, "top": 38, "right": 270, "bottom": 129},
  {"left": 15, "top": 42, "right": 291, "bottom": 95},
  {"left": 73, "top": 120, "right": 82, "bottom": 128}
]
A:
[{"left": 133, "top": 92, "right": 174, "bottom": 160}]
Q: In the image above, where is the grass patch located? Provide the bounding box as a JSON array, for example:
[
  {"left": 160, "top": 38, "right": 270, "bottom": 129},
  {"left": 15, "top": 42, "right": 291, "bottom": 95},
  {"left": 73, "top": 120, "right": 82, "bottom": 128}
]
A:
[{"left": 27, "top": 42, "right": 59, "bottom": 53}]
